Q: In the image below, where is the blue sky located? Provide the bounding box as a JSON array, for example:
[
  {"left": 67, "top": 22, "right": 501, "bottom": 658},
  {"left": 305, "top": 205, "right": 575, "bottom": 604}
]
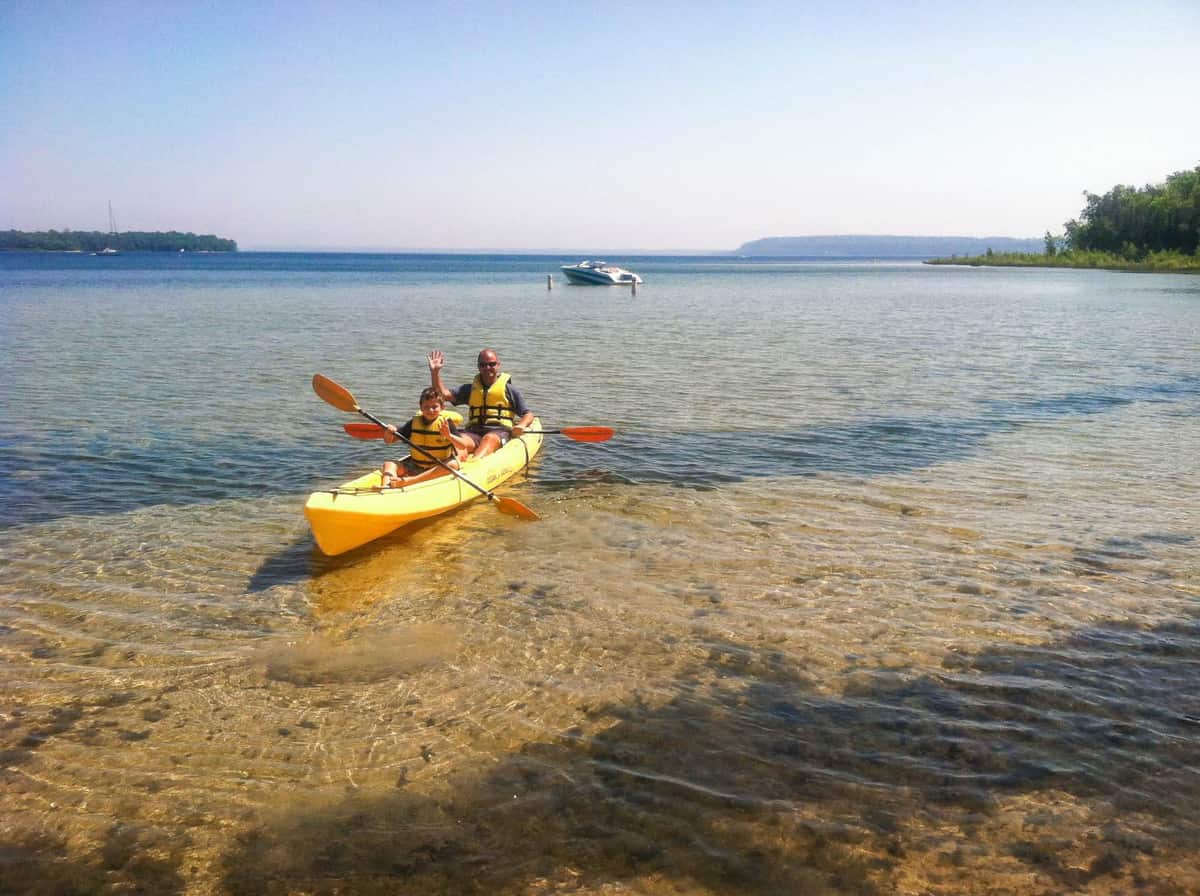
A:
[{"left": 3, "top": 1, "right": 1198, "bottom": 251}]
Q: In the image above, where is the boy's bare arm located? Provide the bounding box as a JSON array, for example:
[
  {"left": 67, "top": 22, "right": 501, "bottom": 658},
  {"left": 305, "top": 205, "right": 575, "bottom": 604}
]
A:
[{"left": 428, "top": 350, "right": 456, "bottom": 403}]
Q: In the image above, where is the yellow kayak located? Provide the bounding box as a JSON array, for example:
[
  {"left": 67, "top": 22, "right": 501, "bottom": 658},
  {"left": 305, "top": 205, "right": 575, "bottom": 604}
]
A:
[{"left": 305, "top": 421, "right": 544, "bottom": 555}]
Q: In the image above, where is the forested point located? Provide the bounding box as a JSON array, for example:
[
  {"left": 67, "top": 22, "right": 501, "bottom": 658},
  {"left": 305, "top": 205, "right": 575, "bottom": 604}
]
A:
[
  {"left": 927, "top": 165, "right": 1200, "bottom": 273},
  {"left": 1, "top": 230, "right": 237, "bottom": 252}
]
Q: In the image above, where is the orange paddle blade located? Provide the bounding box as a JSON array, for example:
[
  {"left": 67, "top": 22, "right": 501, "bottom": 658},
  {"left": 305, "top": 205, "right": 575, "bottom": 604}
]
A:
[
  {"left": 494, "top": 495, "right": 539, "bottom": 521},
  {"left": 312, "top": 374, "right": 359, "bottom": 413},
  {"left": 344, "top": 422, "right": 387, "bottom": 439}
]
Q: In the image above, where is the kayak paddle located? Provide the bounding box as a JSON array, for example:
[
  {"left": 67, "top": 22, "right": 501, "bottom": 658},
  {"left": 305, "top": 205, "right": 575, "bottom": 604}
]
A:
[
  {"left": 312, "top": 374, "right": 539, "bottom": 521},
  {"left": 342, "top": 422, "right": 613, "bottom": 443},
  {"left": 343, "top": 422, "right": 389, "bottom": 439}
]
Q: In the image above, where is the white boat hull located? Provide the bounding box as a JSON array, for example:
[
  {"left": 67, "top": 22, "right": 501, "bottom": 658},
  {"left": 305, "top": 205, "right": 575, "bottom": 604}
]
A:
[{"left": 560, "top": 261, "right": 642, "bottom": 285}]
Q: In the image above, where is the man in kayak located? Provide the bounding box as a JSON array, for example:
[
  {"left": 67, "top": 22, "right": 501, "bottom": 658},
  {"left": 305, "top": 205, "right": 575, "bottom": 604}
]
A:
[
  {"left": 381, "top": 387, "right": 474, "bottom": 488},
  {"left": 428, "top": 348, "right": 535, "bottom": 459}
]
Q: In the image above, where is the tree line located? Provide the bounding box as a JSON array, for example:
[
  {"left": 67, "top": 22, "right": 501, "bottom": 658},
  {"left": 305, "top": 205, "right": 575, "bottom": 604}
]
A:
[
  {"left": 1064, "top": 165, "right": 1200, "bottom": 257},
  {"left": 1, "top": 230, "right": 237, "bottom": 252},
  {"left": 928, "top": 164, "right": 1200, "bottom": 272}
]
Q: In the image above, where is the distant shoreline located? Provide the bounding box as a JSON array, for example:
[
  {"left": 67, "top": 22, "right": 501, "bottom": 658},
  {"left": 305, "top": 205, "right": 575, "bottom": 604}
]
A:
[
  {"left": 1, "top": 230, "right": 237, "bottom": 253},
  {"left": 1, "top": 248, "right": 936, "bottom": 261},
  {"left": 925, "top": 251, "right": 1200, "bottom": 275},
  {"left": 6, "top": 247, "right": 1195, "bottom": 271},
  {"left": 0, "top": 248, "right": 234, "bottom": 254}
]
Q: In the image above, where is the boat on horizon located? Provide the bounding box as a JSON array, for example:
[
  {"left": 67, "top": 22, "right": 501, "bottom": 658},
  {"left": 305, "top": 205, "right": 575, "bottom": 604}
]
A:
[
  {"left": 560, "top": 260, "right": 642, "bottom": 285},
  {"left": 93, "top": 201, "right": 121, "bottom": 256}
]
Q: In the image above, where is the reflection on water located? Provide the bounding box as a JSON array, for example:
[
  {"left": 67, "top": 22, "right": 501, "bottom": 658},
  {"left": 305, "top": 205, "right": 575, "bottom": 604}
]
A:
[{"left": 1, "top": 255, "right": 1198, "bottom": 894}]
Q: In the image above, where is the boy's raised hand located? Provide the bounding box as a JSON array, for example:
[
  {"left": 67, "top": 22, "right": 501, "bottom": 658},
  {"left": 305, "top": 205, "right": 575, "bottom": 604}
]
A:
[{"left": 428, "top": 350, "right": 444, "bottom": 372}]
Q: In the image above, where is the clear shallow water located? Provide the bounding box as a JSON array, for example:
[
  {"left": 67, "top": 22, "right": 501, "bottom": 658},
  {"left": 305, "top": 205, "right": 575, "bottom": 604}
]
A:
[{"left": 1, "top": 252, "right": 1198, "bottom": 894}]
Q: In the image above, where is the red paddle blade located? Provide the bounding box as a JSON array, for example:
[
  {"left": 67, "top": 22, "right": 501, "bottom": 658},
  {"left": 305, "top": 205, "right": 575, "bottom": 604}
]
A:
[
  {"left": 558, "top": 426, "right": 614, "bottom": 442},
  {"left": 344, "top": 422, "right": 387, "bottom": 439}
]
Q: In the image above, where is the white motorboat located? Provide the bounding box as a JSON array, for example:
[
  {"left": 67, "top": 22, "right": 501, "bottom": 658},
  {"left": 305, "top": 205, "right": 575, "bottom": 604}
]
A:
[{"left": 560, "top": 260, "right": 642, "bottom": 285}]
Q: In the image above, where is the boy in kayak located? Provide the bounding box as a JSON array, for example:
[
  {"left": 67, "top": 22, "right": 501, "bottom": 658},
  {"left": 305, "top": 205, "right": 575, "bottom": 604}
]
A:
[
  {"left": 428, "top": 348, "right": 535, "bottom": 459},
  {"left": 380, "top": 387, "right": 474, "bottom": 488}
]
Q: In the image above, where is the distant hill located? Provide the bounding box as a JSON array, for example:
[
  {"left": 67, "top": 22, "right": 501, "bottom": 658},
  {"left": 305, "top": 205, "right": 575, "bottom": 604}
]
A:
[
  {"left": 1, "top": 229, "right": 237, "bottom": 252},
  {"left": 736, "top": 235, "right": 1042, "bottom": 257}
]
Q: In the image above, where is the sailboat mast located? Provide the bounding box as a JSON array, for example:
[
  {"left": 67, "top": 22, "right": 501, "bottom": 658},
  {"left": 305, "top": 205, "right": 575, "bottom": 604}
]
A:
[{"left": 94, "top": 201, "right": 122, "bottom": 255}]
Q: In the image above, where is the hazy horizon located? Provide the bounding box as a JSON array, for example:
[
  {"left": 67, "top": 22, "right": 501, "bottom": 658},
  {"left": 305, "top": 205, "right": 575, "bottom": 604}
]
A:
[
  {"left": 236, "top": 233, "right": 1043, "bottom": 255},
  {"left": 1, "top": 235, "right": 1043, "bottom": 256},
  {"left": 3, "top": 1, "right": 1197, "bottom": 251}
]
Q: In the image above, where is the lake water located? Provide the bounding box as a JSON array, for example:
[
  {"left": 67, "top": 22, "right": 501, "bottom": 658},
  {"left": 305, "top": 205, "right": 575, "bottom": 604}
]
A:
[{"left": 1, "top": 251, "right": 1198, "bottom": 894}]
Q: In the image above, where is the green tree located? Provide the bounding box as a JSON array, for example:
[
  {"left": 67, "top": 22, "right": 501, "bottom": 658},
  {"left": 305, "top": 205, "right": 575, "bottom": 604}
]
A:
[{"left": 1065, "top": 165, "right": 1200, "bottom": 256}]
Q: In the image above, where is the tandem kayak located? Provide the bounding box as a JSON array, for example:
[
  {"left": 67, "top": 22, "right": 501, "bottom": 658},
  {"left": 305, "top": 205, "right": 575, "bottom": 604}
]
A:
[{"left": 304, "top": 421, "right": 544, "bottom": 555}]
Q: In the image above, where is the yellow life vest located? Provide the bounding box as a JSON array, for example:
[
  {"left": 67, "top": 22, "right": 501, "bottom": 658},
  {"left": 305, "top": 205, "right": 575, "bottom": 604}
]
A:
[
  {"left": 467, "top": 372, "right": 515, "bottom": 431},
  {"left": 407, "top": 410, "right": 460, "bottom": 469}
]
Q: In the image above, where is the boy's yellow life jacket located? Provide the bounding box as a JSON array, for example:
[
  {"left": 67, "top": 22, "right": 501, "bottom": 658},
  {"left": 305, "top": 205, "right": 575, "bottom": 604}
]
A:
[
  {"left": 407, "top": 410, "right": 461, "bottom": 468},
  {"left": 468, "top": 372, "right": 515, "bottom": 430}
]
